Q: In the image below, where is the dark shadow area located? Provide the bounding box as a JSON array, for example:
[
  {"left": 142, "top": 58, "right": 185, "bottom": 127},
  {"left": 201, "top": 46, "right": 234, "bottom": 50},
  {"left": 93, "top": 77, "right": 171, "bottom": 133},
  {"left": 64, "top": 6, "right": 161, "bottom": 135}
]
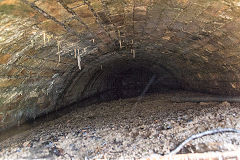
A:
[
  {"left": 96, "top": 67, "right": 182, "bottom": 100},
  {"left": 71, "top": 56, "right": 183, "bottom": 104}
]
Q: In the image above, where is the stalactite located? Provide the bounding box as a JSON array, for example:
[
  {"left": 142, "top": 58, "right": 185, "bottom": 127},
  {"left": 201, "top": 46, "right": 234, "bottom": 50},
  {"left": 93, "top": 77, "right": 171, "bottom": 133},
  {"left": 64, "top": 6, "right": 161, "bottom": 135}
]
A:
[
  {"left": 118, "top": 30, "right": 120, "bottom": 38},
  {"left": 119, "top": 40, "right": 122, "bottom": 49},
  {"left": 43, "top": 32, "right": 46, "bottom": 45},
  {"left": 77, "top": 54, "right": 81, "bottom": 70},
  {"left": 118, "top": 30, "right": 122, "bottom": 49},
  {"left": 58, "top": 53, "right": 61, "bottom": 63},
  {"left": 76, "top": 49, "right": 81, "bottom": 70},
  {"left": 131, "top": 39, "right": 134, "bottom": 58},
  {"left": 31, "top": 40, "right": 34, "bottom": 47},
  {"left": 74, "top": 49, "right": 77, "bottom": 58},
  {"left": 57, "top": 41, "right": 61, "bottom": 53},
  {"left": 101, "top": 65, "right": 103, "bottom": 70},
  {"left": 57, "top": 41, "right": 61, "bottom": 63},
  {"left": 47, "top": 35, "right": 50, "bottom": 43}
]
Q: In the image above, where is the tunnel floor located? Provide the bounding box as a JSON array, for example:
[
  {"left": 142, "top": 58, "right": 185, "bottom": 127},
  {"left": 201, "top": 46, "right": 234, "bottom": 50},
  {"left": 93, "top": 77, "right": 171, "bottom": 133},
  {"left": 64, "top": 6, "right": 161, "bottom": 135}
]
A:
[{"left": 0, "top": 91, "right": 240, "bottom": 159}]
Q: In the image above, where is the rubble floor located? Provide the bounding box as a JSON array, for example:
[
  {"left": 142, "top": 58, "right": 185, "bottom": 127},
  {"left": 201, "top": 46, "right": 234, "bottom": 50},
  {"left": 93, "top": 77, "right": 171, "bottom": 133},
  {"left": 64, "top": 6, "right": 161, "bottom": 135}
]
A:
[{"left": 0, "top": 91, "right": 240, "bottom": 159}]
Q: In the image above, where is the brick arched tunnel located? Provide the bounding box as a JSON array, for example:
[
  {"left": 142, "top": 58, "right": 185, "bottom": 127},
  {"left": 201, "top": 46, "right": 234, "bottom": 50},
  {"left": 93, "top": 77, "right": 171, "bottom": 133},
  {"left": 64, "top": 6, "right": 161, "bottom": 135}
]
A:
[
  {"left": 1, "top": 0, "right": 240, "bottom": 158},
  {"left": 1, "top": 0, "right": 240, "bottom": 129}
]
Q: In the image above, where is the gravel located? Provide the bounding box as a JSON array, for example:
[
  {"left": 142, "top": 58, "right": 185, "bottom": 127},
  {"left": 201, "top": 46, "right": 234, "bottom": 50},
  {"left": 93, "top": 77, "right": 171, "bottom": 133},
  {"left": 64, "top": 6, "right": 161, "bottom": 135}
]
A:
[{"left": 0, "top": 91, "right": 240, "bottom": 159}]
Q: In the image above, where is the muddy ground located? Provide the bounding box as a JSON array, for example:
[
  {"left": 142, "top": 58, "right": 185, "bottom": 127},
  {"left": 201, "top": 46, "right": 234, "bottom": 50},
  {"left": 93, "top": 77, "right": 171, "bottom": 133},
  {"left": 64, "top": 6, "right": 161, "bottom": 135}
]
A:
[{"left": 0, "top": 91, "right": 240, "bottom": 159}]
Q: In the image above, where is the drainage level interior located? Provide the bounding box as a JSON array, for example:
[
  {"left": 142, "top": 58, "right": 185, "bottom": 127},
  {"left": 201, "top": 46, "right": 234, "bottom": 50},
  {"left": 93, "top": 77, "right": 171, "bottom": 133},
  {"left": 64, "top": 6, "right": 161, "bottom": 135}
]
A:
[
  {"left": 1, "top": 0, "right": 240, "bottom": 159},
  {"left": 64, "top": 56, "right": 182, "bottom": 105}
]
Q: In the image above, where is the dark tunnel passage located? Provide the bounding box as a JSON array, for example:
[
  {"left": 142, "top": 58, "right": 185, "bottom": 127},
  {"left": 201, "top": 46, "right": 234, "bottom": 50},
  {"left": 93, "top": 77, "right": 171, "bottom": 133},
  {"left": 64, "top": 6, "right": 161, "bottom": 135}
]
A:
[
  {"left": 62, "top": 54, "right": 182, "bottom": 107},
  {"left": 2, "top": 0, "right": 240, "bottom": 134},
  {"left": 2, "top": 1, "right": 240, "bottom": 158}
]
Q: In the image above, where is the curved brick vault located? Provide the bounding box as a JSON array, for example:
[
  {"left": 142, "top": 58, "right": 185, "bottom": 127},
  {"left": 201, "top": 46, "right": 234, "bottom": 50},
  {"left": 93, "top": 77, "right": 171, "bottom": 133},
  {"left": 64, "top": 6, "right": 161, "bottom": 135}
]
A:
[{"left": 1, "top": 0, "right": 240, "bottom": 130}]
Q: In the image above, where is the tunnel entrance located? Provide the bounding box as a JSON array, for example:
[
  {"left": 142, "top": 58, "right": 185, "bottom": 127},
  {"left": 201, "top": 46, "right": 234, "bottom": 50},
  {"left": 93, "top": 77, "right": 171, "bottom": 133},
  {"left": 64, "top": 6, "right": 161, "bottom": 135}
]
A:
[
  {"left": 81, "top": 65, "right": 181, "bottom": 102},
  {"left": 1, "top": 0, "right": 240, "bottom": 158},
  {"left": 110, "top": 67, "right": 157, "bottom": 98},
  {"left": 2, "top": 0, "right": 240, "bottom": 133},
  {"left": 63, "top": 54, "right": 183, "bottom": 107}
]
